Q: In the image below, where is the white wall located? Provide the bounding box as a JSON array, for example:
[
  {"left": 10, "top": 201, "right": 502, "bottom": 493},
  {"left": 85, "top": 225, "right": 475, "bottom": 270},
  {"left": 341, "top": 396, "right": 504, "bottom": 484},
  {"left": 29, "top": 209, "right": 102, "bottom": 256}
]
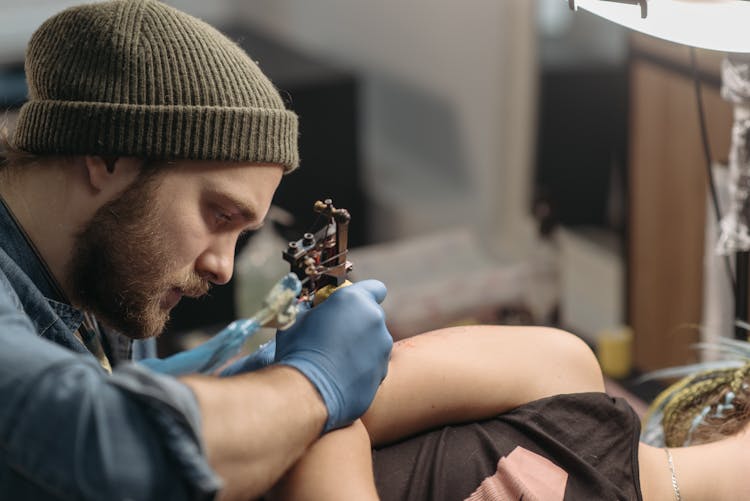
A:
[
  {"left": 234, "top": 0, "right": 538, "bottom": 256},
  {"left": 0, "top": 1, "right": 103, "bottom": 63},
  {"left": 163, "top": 0, "right": 235, "bottom": 26},
  {"left": 0, "top": 0, "right": 234, "bottom": 64},
  {"left": 0, "top": 0, "right": 538, "bottom": 257}
]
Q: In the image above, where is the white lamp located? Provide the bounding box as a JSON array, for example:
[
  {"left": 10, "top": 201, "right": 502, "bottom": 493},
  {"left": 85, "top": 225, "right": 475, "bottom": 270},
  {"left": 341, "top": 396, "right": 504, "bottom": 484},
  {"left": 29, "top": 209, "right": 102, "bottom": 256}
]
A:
[
  {"left": 569, "top": 0, "right": 750, "bottom": 339},
  {"left": 571, "top": 0, "right": 750, "bottom": 53}
]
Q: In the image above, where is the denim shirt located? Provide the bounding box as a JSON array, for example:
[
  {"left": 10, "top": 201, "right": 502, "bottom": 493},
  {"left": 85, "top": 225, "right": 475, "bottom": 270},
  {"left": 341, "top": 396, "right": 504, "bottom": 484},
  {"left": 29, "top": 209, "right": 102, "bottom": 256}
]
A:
[{"left": 0, "top": 201, "right": 221, "bottom": 500}]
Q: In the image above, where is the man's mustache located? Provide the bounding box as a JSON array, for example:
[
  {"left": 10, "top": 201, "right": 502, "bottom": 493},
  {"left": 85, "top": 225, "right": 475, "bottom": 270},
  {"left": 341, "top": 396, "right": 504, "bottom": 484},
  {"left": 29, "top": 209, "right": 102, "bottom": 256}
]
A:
[{"left": 177, "top": 274, "right": 211, "bottom": 298}]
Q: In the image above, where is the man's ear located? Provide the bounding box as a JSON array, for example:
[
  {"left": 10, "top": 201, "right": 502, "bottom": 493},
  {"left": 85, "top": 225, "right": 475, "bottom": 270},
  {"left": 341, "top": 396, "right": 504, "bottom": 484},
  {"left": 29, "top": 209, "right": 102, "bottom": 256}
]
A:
[{"left": 83, "top": 156, "right": 141, "bottom": 195}]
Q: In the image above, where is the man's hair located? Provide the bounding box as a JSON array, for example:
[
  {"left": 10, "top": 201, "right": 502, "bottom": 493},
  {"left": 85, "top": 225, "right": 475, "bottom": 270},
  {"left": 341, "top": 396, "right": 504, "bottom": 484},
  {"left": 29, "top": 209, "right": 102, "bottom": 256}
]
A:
[
  {"left": 0, "top": 127, "right": 167, "bottom": 179},
  {"left": 0, "top": 126, "right": 65, "bottom": 172}
]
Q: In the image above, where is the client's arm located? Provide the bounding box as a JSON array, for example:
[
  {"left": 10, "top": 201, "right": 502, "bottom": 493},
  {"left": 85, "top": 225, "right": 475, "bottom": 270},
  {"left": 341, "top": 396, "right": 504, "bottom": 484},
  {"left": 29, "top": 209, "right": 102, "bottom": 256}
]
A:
[
  {"left": 267, "top": 325, "right": 605, "bottom": 501},
  {"left": 362, "top": 324, "right": 605, "bottom": 446},
  {"left": 271, "top": 325, "right": 750, "bottom": 501}
]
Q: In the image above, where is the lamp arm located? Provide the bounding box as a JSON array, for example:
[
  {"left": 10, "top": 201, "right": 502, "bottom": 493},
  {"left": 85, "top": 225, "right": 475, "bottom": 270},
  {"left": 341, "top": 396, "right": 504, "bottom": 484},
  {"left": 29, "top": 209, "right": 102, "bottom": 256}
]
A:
[{"left": 568, "top": 0, "right": 647, "bottom": 19}]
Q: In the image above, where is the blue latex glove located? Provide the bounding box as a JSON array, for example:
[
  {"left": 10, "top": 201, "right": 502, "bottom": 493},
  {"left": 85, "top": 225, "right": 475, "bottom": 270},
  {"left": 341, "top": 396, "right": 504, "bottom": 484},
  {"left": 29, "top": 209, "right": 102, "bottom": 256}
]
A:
[
  {"left": 140, "top": 319, "right": 262, "bottom": 376},
  {"left": 219, "top": 302, "right": 313, "bottom": 377},
  {"left": 219, "top": 339, "right": 277, "bottom": 376},
  {"left": 140, "top": 273, "right": 301, "bottom": 376},
  {"left": 274, "top": 280, "right": 393, "bottom": 433}
]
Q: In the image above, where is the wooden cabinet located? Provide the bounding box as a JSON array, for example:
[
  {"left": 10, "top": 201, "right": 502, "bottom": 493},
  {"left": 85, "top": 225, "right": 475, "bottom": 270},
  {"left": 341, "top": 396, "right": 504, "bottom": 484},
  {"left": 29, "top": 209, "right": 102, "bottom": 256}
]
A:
[{"left": 628, "top": 34, "right": 733, "bottom": 370}]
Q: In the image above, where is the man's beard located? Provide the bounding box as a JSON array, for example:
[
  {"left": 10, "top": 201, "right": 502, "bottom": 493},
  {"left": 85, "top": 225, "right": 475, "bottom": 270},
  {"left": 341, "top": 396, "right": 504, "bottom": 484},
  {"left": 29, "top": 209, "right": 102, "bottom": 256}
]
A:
[{"left": 67, "top": 171, "right": 210, "bottom": 339}]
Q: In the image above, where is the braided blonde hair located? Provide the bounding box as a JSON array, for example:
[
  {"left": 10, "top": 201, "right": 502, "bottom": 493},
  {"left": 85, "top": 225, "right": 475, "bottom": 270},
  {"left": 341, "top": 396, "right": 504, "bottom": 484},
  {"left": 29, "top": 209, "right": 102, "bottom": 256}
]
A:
[{"left": 654, "top": 362, "right": 750, "bottom": 447}]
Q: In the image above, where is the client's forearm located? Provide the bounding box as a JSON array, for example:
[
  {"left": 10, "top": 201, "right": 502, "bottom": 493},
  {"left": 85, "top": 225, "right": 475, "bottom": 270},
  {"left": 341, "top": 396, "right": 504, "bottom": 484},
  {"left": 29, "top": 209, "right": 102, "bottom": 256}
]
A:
[
  {"left": 362, "top": 325, "right": 605, "bottom": 446},
  {"left": 267, "top": 420, "right": 379, "bottom": 501}
]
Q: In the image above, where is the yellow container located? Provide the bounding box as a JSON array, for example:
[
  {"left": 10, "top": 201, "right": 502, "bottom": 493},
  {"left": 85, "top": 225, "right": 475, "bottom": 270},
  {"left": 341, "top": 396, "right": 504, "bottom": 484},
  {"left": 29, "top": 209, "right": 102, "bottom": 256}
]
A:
[{"left": 596, "top": 326, "right": 633, "bottom": 379}]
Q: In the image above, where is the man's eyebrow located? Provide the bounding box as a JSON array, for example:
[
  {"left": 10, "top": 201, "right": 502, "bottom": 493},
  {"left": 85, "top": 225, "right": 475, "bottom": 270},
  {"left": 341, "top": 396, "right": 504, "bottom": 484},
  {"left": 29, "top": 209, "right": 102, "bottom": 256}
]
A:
[{"left": 206, "top": 189, "right": 261, "bottom": 224}]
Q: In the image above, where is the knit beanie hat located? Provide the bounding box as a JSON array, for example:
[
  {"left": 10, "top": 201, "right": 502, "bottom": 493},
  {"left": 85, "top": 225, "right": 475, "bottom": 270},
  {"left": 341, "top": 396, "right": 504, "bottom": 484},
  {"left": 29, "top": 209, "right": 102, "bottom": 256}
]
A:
[{"left": 12, "top": 0, "right": 299, "bottom": 172}]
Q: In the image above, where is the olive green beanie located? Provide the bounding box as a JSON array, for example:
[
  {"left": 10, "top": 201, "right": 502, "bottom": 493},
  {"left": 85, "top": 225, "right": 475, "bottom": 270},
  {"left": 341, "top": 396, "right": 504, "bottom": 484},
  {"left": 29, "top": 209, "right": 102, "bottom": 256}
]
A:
[{"left": 12, "top": 0, "right": 299, "bottom": 171}]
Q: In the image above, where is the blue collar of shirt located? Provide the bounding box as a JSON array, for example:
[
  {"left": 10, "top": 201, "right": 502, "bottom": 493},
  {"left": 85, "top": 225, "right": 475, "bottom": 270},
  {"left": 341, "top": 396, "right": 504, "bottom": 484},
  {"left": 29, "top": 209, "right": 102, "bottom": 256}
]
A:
[
  {"left": 0, "top": 199, "right": 66, "bottom": 303},
  {"left": 0, "top": 199, "right": 87, "bottom": 353}
]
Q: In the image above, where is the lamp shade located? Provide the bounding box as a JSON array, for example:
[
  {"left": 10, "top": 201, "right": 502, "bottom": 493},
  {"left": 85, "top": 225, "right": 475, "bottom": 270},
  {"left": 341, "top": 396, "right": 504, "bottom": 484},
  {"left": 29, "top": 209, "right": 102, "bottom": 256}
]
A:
[{"left": 572, "top": 0, "right": 750, "bottom": 53}]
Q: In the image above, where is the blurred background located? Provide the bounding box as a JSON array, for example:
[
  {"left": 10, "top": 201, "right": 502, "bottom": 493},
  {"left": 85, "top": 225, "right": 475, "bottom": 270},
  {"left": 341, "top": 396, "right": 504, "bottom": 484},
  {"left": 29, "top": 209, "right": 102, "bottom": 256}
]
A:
[{"left": 0, "top": 0, "right": 733, "bottom": 385}]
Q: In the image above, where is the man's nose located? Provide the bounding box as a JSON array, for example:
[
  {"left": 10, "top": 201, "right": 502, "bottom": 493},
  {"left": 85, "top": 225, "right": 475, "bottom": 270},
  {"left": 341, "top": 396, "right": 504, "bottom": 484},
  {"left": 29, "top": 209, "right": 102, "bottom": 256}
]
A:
[{"left": 196, "top": 237, "right": 235, "bottom": 285}]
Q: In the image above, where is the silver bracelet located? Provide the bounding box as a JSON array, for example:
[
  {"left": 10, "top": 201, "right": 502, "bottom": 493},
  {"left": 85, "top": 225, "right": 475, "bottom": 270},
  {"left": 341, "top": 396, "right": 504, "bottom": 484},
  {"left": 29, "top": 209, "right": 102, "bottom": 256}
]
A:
[{"left": 665, "top": 448, "right": 682, "bottom": 501}]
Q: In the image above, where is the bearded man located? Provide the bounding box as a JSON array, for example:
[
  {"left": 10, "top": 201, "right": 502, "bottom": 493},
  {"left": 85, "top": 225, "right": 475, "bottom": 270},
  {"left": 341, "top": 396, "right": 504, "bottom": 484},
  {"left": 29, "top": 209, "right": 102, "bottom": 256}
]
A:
[{"left": 0, "top": 1, "right": 392, "bottom": 499}]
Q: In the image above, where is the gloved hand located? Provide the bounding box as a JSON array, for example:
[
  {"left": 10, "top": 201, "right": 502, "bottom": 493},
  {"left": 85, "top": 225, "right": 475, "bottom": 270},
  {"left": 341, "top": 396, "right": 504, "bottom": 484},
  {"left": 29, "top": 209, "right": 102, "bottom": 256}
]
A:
[
  {"left": 218, "top": 301, "right": 313, "bottom": 376},
  {"left": 219, "top": 339, "right": 277, "bottom": 376},
  {"left": 274, "top": 280, "right": 392, "bottom": 433}
]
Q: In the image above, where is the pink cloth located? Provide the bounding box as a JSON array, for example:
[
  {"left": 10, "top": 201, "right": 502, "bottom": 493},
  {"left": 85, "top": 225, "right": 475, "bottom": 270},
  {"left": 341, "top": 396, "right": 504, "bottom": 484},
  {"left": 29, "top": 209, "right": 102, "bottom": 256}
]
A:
[{"left": 464, "top": 446, "right": 568, "bottom": 501}]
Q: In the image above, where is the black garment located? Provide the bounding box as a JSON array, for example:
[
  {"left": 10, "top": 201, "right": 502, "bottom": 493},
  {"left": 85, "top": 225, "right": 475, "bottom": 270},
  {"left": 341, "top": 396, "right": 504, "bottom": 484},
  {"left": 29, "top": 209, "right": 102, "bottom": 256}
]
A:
[{"left": 372, "top": 392, "right": 642, "bottom": 501}]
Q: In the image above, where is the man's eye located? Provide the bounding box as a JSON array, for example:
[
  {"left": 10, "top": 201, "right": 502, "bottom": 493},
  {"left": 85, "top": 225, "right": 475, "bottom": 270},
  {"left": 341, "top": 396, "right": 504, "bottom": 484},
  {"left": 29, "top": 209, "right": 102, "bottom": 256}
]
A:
[{"left": 216, "top": 212, "right": 233, "bottom": 223}]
